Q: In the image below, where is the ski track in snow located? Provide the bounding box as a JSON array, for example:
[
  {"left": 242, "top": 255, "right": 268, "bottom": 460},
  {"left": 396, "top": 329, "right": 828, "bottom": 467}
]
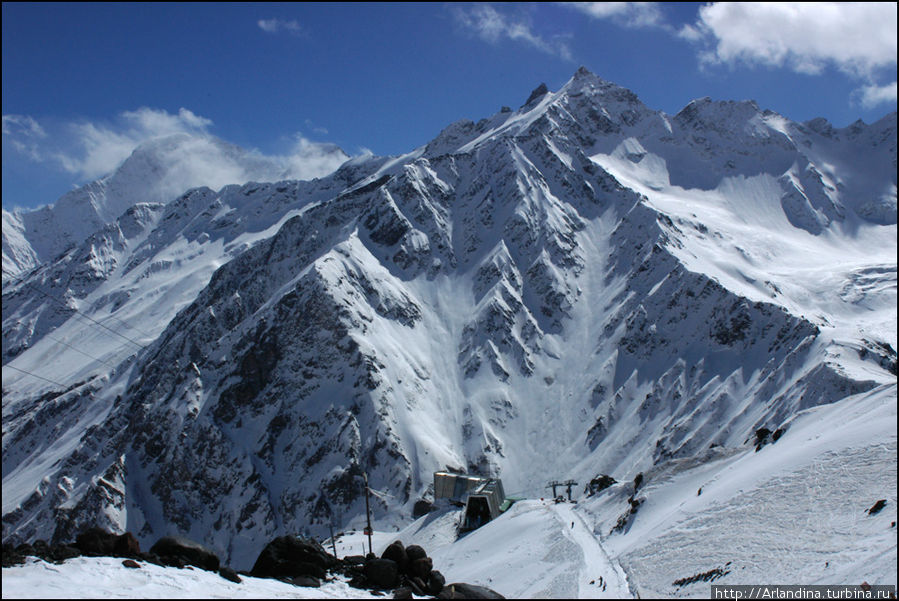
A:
[{"left": 553, "top": 502, "right": 632, "bottom": 598}]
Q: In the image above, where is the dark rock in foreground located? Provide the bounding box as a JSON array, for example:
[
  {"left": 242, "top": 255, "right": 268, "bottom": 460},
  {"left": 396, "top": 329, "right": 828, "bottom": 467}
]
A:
[
  {"left": 149, "top": 536, "right": 220, "bottom": 572},
  {"left": 251, "top": 536, "right": 335, "bottom": 580},
  {"left": 365, "top": 557, "right": 399, "bottom": 588},
  {"left": 75, "top": 527, "right": 141, "bottom": 558},
  {"left": 219, "top": 566, "right": 242, "bottom": 583}
]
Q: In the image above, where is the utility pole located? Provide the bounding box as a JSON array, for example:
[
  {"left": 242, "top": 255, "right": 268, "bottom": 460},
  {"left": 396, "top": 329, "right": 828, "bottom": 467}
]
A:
[
  {"left": 562, "top": 479, "right": 578, "bottom": 501},
  {"left": 547, "top": 480, "right": 579, "bottom": 501},
  {"left": 323, "top": 497, "right": 338, "bottom": 559},
  {"left": 328, "top": 520, "right": 338, "bottom": 559},
  {"left": 363, "top": 472, "right": 373, "bottom": 556},
  {"left": 547, "top": 481, "right": 562, "bottom": 498}
]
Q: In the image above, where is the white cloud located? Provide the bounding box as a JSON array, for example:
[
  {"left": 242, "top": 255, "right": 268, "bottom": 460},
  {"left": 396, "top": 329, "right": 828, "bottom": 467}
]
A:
[
  {"left": 688, "top": 2, "right": 897, "bottom": 77},
  {"left": 676, "top": 23, "right": 704, "bottom": 42},
  {"left": 2, "top": 108, "right": 351, "bottom": 195},
  {"left": 257, "top": 18, "right": 303, "bottom": 36},
  {"left": 453, "top": 5, "right": 572, "bottom": 60},
  {"left": 854, "top": 81, "right": 898, "bottom": 109},
  {"left": 567, "top": 2, "right": 664, "bottom": 29},
  {"left": 280, "top": 135, "right": 349, "bottom": 181},
  {"left": 51, "top": 107, "right": 213, "bottom": 180},
  {"left": 2, "top": 114, "right": 46, "bottom": 139},
  {"left": 304, "top": 119, "right": 329, "bottom": 136},
  {"left": 2, "top": 115, "right": 48, "bottom": 161}
]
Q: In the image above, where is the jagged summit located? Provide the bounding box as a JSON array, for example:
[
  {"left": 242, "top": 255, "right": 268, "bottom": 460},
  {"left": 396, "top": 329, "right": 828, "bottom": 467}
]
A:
[{"left": 523, "top": 82, "right": 549, "bottom": 106}]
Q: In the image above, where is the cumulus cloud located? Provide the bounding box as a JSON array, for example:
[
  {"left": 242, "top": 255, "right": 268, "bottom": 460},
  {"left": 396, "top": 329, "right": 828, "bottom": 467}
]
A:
[
  {"left": 2, "top": 108, "right": 351, "bottom": 200},
  {"left": 49, "top": 107, "right": 213, "bottom": 180},
  {"left": 257, "top": 18, "right": 304, "bottom": 36},
  {"left": 854, "top": 81, "right": 898, "bottom": 109},
  {"left": 279, "top": 135, "right": 349, "bottom": 181},
  {"left": 452, "top": 4, "right": 572, "bottom": 60},
  {"left": 687, "top": 2, "right": 897, "bottom": 77},
  {"left": 566, "top": 2, "right": 665, "bottom": 29}
]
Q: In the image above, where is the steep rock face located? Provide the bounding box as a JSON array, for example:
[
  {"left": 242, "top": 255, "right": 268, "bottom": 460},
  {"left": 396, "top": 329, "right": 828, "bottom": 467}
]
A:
[{"left": 2, "top": 69, "right": 895, "bottom": 568}]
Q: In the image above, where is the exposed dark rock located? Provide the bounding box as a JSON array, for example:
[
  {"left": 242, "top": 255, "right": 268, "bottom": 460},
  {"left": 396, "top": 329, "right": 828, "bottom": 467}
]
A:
[
  {"left": 868, "top": 500, "right": 887, "bottom": 515},
  {"left": 2, "top": 543, "right": 26, "bottom": 567},
  {"left": 32, "top": 540, "right": 50, "bottom": 556},
  {"left": 585, "top": 475, "right": 616, "bottom": 496},
  {"left": 413, "top": 500, "right": 436, "bottom": 518},
  {"left": 381, "top": 540, "right": 408, "bottom": 571},
  {"left": 15, "top": 543, "right": 34, "bottom": 557},
  {"left": 344, "top": 554, "right": 367, "bottom": 565},
  {"left": 409, "top": 576, "right": 428, "bottom": 596},
  {"left": 122, "top": 559, "right": 141, "bottom": 569},
  {"left": 219, "top": 566, "right": 242, "bottom": 583},
  {"left": 393, "top": 586, "right": 414, "bottom": 599},
  {"left": 524, "top": 83, "right": 549, "bottom": 106},
  {"left": 149, "top": 536, "right": 220, "bottom": 572},
  {"left": 405, "top": 544, "right": 427, "bottom": 562},
  {"left": 438, "top": 582, "right": 506, "bottom": 598},
  {"left": 409, "top": 556, "right": 433, "bottom": 579},
  {"left": 428, "top": 569, "right": 447, "bottom": 595},
  {"left": 612, "top": 496, "right": 644, "bottom": 534},
  {"left": 754, "top": 427, "right": 772, "bottom": 451},
  {"left": 47, "top": 544, "right": 81, "bottom": 563},
  {"left": 673, "top": 566, "right": 731, "bottom": 587},
  {"left": 288, "top": 575, "right": 321, "bottom": 588},
  {"left": 140, "top": 552, "right": 165, "bottom": 568},
  {"left": 251, "top": 536, "right": 334, "bottom": 580},
  {"left": 74, "top": 527, "right": 141, "bottom": 558},
  {"left": 365, "top": 557, "right": 399, "bottom": 588}
]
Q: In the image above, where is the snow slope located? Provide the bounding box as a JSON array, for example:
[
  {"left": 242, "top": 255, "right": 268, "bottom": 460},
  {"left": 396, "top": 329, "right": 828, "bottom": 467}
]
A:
[{"left": 1, "top": 555, "right": 380, "bottom": 599}]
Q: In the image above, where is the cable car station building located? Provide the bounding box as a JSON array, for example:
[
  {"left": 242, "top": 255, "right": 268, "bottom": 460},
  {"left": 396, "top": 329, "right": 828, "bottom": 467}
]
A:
[{"left": 433, "top": 471, "right": 507, "bottom": 531}]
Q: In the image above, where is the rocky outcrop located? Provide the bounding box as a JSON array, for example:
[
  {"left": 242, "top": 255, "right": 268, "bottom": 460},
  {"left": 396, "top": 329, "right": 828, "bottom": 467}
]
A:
[
  {"left": 149, "top": 536, "right": 220, "bottom": 571},
  {"left": 250, "top": 536, "right": 335, "bottom": 581}
]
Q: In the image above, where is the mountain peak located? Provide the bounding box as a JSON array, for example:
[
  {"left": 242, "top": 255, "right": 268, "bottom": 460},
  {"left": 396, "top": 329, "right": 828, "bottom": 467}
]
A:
[
  {"left": 523, "top": 82, "right": 550, "bottom": 107},
  {"left": 574, "top": 65, "right": 594, "bottom": 79}
]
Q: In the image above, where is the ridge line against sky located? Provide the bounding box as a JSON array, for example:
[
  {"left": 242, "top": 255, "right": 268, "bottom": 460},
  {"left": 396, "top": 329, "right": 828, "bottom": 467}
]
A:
[{"left": 2, "top": 2, "right": 897, "bottom": 211}]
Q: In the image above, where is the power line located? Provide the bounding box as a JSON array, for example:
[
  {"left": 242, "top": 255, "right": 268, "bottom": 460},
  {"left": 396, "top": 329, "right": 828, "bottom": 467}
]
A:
[
  {"left": 101, "top": 311, "right": 154, "bottom": 339},
  {"left": 12, "top": 321, "right": 119, "bottom": 368},
  {"left": 21, "top": 282, "right": 146, "bottom": 350},
  {"left": 3, "top": 364, "right": 69, "bottom": 389},
  {"left": 7, "top": 269, "right": 155, "bottom": 341}
]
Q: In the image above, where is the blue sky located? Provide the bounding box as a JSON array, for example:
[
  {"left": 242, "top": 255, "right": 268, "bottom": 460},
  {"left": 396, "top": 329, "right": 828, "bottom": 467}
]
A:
[{"left": 3, "top": 2, "right": 897, "bottom": 210}]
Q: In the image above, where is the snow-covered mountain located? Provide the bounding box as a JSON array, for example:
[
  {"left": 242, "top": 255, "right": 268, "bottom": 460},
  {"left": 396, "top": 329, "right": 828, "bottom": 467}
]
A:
[
  {"left": 2, "top": 68, "right": 896, "bottom": 585},
  {"left": 1, "top": 132, "right": 349, "bottom": 280}
]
